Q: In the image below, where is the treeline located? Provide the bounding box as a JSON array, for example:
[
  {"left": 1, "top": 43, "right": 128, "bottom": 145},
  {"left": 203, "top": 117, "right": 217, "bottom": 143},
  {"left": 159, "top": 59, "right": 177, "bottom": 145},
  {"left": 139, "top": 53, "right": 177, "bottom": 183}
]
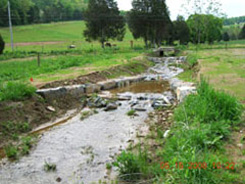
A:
[
  {"left": 84, "top": 0, "right": 227, "bottom": 48},
  {"left": 0, "top": 0, "right": 88, "bottom": 27},
  {"left": 224, "top": 16, "right": 245, "bottom": 25}
]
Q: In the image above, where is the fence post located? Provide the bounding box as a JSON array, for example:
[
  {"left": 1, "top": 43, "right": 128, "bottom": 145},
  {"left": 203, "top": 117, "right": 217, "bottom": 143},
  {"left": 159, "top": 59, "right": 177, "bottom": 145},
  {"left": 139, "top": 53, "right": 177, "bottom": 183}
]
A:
[{"left": 37, "top": 53, "right": 40, "bottom": 67}]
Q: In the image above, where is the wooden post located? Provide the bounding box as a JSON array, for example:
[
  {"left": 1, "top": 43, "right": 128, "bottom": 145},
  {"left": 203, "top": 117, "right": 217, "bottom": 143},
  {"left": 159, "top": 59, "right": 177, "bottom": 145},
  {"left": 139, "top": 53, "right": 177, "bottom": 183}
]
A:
[
  {"left": 130, "top": 40, "right": 134, "bottom": 48},
  {"left": 37, "top": 53, "right": 40, "bottom": 67}
]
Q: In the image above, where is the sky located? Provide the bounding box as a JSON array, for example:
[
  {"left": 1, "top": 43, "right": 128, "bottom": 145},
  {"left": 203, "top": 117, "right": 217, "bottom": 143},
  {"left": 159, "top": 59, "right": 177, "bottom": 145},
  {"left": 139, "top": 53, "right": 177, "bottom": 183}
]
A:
[{"left": 116, "top": 0, "right": 245, "bottom": 20}]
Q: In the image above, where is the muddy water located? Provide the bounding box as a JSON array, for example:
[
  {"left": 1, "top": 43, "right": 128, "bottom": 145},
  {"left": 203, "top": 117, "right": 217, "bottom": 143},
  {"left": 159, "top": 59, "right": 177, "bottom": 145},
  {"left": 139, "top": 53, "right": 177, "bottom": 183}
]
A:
[
  {"left": 110, "top": 80, "right": 170, "bottom": 94},
  {"left": 0, "top": 57, "right": 184, "bottom": 184}
]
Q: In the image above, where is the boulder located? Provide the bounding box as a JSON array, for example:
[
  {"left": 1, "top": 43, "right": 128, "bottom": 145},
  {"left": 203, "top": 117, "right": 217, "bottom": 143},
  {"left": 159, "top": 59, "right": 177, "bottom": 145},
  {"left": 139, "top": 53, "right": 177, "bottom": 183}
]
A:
[
  {"left": 104, "top": 103, "right": 118, "bottom": 111},
  {"left": 176, "top": 86, "right": 196, "bottom": 102}
]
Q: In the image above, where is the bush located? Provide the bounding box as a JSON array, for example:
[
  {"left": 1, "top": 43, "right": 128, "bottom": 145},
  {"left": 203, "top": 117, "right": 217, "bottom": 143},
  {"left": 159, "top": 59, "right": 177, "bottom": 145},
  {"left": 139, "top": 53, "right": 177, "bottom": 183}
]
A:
[
  {"left": 0, "top": 34, "right": 5, "bottom": 55},
  {"left": 0, "top": 82, "right": 36, "bottom": 102}
]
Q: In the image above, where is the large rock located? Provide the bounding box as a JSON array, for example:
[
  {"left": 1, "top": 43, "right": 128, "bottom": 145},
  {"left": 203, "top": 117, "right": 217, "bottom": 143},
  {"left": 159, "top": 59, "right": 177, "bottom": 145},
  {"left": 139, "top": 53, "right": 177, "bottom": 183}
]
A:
[
  {"left": 98, "top": 80, "right": 117, "bottom": 90},
  {"left": 176, "top": 86, "right": 196, "bottom": 102},
  {"left": 104, "top": 103, "right": 118, "bottom": 111},
  {"left": 85, "top": 84, "right": 101, "bottom": 94}
]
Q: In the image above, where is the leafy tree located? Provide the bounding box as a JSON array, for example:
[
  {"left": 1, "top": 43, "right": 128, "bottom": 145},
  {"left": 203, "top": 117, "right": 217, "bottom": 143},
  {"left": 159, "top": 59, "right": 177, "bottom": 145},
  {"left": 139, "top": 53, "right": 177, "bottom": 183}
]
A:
[
  {"left": 83, "top": 0, "right": 125, "bottom": 48},
  {"left": 222, "top": 32, "right": 230, "bottom": 41},
  {"left": 127, "top": 0, "right": 171, "bottom": 48},
  {"left": 187, "top": 14, "right": 223, "bottom": 44},
  {"left": 239, "top": 24, "right": 245, "bottom": 39},
  {"left": 224, "top": 16, "right": 245, "bottom": 26},
  {"left": 0, "top": 34, "right": 5, "bottom": 55},
  {"left": 173, "top": 16, "right": 190, "bottom": 45},
  {"left": 0, "top": 0, "right": 87, "bottom": 26}
]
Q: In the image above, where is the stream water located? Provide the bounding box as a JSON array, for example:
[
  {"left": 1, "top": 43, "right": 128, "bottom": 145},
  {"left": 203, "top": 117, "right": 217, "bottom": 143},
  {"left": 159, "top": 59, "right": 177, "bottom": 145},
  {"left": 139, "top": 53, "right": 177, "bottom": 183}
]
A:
[{"left": 0, "top": 57, "right": 186, "bottom": 184}]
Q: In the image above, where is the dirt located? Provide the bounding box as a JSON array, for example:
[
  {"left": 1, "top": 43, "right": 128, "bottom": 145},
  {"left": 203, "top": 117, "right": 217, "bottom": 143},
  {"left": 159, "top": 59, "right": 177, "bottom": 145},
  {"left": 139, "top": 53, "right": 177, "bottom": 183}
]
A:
[
  {"left": 41, "top": 61, "right": 151, "bottom": 89},
  {"left": 225, "top": 124, "right": 245, "bottom": 183},
  {"left": 0, "top": 93, "right": 82, "bottom": 147}
]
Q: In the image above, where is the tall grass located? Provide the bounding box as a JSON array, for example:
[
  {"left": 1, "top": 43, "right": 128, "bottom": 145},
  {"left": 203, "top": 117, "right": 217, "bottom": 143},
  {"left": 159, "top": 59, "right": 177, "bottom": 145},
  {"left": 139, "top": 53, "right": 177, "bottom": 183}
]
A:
[
  {"left": 113, "top": 79, "right": 243, "bottom": 183},
  {"left": 0, "top": 82, "right": 36, "bottom": 101}
]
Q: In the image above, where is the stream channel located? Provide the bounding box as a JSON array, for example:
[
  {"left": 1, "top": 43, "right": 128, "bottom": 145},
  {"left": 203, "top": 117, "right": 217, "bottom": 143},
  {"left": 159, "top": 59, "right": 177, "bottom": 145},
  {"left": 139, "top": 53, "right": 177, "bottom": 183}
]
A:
[{"left": 0, "top": 57, "right": 188, "bottom": 184}]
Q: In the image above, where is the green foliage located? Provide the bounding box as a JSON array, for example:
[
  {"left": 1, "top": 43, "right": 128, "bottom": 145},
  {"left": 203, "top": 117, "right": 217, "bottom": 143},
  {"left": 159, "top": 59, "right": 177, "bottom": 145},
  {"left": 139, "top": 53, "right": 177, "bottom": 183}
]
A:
[
  {"left": 239, "top": 24, "right": 245, "bottom": 39},
  {"left": 223, "top": 16, "right": 245, "bottom": 26},
  {"left": 127, "top": 0, "right": 171, "bottom": 47},
  {"left": 0, "top": 0, "right": 87, "bottom": 27},
  {"left": 186, "top": 54, "right": 198, "bottom": 68},
  {"left": 173, "top": 16, "right": 190, "bottom": 45},
  {"left": 44, "top": 161, "right": 57, "bottom": 172},
  {"left": 187, "top": 14, "right": 223, "bottom": 44},
  {"left": 84, "top": 0, "right": 125, "bottom": 47},
  {"left": 223, "top": 32, "right": 230, "bottom": 41},
  {"left": 0, "top": 121, "right": 31, "bottom": 138},
  {"left": 174, "top": 79, "right": 242, "bottom": 125},
  {"left": 4, "top": 144, "right": 18, "bottom": 159},
  {"left": 126, "top": 109, "right": 136, "bottom": 116},
  {"left": 0, "top": 82, "right": 36, "bottom": 101},
  {"left": 106, "top": 163, "right": 112, "bottom": 170},
  {"left": 113, "top": 151, "right": 143, "bottom": 181},
  {"left": 0, "top": 34, "right": 5, "bottom": 55}
]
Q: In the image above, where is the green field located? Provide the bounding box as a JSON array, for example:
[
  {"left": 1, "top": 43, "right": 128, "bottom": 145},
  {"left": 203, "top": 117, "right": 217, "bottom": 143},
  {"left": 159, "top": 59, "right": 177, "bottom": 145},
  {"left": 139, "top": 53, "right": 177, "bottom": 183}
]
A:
[{"left": 0, "top": 21, "right": 142, "bottom": 52}]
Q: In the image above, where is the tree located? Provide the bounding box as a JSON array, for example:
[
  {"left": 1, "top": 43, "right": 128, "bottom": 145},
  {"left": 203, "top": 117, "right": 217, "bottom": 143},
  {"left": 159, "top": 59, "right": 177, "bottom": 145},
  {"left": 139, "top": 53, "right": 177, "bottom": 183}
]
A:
[
  {"left": 0, "top": 34, "right": 5, "bottom": 55},
  {"left": 83, "top": 0, "right": 125, "bottom": 48},
  {"left": 127, "top": 0, "right": 171, "bottom": 48},
  {"left": 187, "top": 14, "right": 223, "bottom": 44},
  {"left": 173, "top": 16, "right": 190, "bottom": 45},
  {"left": 239, "top": 24, "right": 245, "bottom": 39},
  {"left": 223, "top": 32, "right": 230, "bottom": 41}
]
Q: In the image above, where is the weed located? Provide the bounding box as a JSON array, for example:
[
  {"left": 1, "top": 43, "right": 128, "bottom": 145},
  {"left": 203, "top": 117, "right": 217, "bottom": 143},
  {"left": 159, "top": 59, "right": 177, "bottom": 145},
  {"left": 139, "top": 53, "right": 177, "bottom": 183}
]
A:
[
  {"left": 106, "top": 163, "right": 112, "bottom": 170},
  {"left": 4, "top": 145, "right": 18, "bottom": 159},
  {"left": 44, "top": 161, "right": 57, "bottom": 172},
  {"left": 127, "top": 109, "right": 136, "bottom": 116}
]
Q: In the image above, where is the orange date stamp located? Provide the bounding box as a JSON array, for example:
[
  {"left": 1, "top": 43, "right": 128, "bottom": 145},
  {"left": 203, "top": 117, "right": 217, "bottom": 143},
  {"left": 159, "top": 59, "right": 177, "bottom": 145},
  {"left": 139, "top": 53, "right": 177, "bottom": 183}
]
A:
[{"left": 160, "top": 162, "right": 236, "bottom": 170}]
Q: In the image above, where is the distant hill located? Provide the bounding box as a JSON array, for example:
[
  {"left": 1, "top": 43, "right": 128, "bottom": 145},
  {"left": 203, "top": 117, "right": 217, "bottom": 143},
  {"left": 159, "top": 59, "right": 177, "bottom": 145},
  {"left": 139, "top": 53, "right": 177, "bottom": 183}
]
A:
[{"left": 224, "top": 16, "right": 245, "bottom": 26}]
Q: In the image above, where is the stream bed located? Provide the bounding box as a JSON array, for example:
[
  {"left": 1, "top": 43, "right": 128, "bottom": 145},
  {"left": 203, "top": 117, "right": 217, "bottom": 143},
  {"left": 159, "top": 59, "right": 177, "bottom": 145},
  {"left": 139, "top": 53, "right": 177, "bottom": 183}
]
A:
[{"left": 0, "top": 56, "right": 194, "bottom": 184}]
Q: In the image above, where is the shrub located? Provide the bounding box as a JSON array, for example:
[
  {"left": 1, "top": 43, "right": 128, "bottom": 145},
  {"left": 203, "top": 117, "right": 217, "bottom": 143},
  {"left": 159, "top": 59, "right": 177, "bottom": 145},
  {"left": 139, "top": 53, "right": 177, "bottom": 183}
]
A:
[
  {"left": 0, "top": 34, "right": 5, "bottom": 55},
  {"left": 0, "top": 82, "right": 36, "bottom": 102}
]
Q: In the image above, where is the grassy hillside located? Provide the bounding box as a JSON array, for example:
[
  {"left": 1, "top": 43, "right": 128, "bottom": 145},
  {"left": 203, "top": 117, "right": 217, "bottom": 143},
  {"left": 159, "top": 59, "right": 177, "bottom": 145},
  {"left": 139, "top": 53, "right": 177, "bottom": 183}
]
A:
[{"left": 0, "top": 21, "right": 135, "bottom": 43}]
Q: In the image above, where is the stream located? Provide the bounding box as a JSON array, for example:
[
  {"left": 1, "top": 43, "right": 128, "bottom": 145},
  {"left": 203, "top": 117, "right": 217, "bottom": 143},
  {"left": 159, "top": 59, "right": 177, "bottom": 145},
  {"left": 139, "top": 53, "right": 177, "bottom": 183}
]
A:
[{"left": 0, "top": 57, "right": 191, "bottom": 184}]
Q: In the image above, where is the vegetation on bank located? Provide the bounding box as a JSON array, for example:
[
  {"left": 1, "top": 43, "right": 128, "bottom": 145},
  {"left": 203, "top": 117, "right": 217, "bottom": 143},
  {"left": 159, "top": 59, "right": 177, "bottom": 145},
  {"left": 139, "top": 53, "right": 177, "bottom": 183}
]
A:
[
  {"left": 113, "top": 79, "right": 243, "bottom": 183},
  {"left": 0, "top": 82, "right": 36, "bottom": 102}
]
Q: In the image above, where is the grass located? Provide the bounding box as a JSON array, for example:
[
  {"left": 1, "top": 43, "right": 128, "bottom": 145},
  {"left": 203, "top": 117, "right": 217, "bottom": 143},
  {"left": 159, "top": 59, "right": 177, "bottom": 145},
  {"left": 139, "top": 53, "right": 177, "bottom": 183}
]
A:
[
  {"left": 44, "top": 161, "right": 57, "bottom": 172},
  {"left": 196, "top": 48, "right": 245, "bottom": 102},
  {"left": 0, "top": 82, "right": 36, "bottom": 101},
  {"left": 4, "top": 136, "right": 36, "bottom": 160},
  {"left": 0, "top": 21, "right": 142, "bottom": 53},
  {"left": 113, "top": 79, "right": 243, "bottom": 183},
  {"left": 0, "top": 49, "right": 145, "bottom": 84}
]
